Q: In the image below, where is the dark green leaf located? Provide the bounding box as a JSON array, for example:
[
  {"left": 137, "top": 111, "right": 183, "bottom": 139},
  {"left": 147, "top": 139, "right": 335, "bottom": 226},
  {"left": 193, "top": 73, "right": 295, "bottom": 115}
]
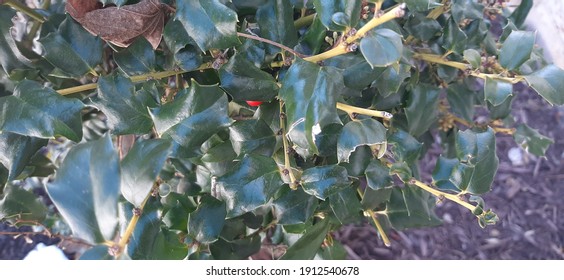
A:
[
  {"left": 484, "top": 77, "right": 513, "bottom": 106},
  {"left": 114, "top": 38, "right": 156, "bottom": 76},
  {"left": 405, "top": 84, "right": 440, "bottom": 136},
  {"left": 313, "top": 0, "right": 361, "bottom": 31},
  {"left": 0, "top": 80, "right": 84, "bottom": 141},
  {"left": 388, "top": 129, "right": 423, "bottom": 164},
  {"left": 0, "top": 184, "right": 47, "bottom": 224},
  {"left": 279, "top": 59, "right": 343, "bottom": 157},
  {"left": 91, "top": 74, "right": 155, "bottom": 135},
  {"left": 39, "top": 16, "right": 103, "bottom": 78},
  {"left": 329, "top": 188, "right": 362, "bottom": 224},
  {"left": 361, "top": 187, "right": 392, "bottom": 210},
  {"left": 397, "top": 0, "right": 442, "bottom": 12},
  {"left": 0, "top": 132, "right": 47, "bottom": 181},
  {"left": 442, "top": 18, "right": 468, "bottom": 54},
  {"left": 463, "top": 49, "right": 481, "bottom": 69},
  {"left": 281, "top": 218, "right": 331, "bottom": 260},
  {"left": 175, "top": 0, "right": 240, "bottom": 51},
  {"left": 295, "top": 16, "right": 327, "bottom": 55},
  {"left": 273, "top": 186, "right": 318, "bottom": 225},
  {"left": 219, "top": 54, "right": 279, "bottom": 102},
  {"left": 315, "top": 239, "right": 347, "bottom": 260},
  {"left": 214, "top": 155, "right": 282, "bottom": 217},
  {"left": 360, "top": 29, "right": 403, "bottom": 68},
  {"left": 337, "top": 118, "right": 387, "bottom": 163},
  {"left": 301, "top": 165, "right": 351, "bottom": 200},
  {"left": 432, "top": 156, "right": 472, "bottom": 192},
  {"left": 488, "top": 94, "right": 514, "bottom": 120},
  {"left": 201, "top": 140, "right": 237, "bottom": 176},
  {"left": 163, "top": 19, "right": 203, "bottom": 71},
  {"left": 121, "top": 139, "right": 172, "bottom": 207},
  {"left": 374, "top": 63, "right": 411, "bottom": 97},
  {"left": 384, "top": 185, "right": 441, "bottom": 230},
  {"left": 79, "top": 245, "right": 114, "bottom": 260},
  {"left": 365, "top": 159, "right": 393, "bottom": 190},
  {"left": 451, "top": 0, "right": 484, "bottom": 22},
  {"left": 256, "top": 0, "right": 298, "bottom": 54},
  {"left": 0, "top": 9, "right": 30, "bottom": 75},
  {"left": 510, "top": 0, "right": 533, "bottom": 27},
  {"left": 150, "top": 81, "right": 231, "bottom": 158},
  {"left": 187, "top": 195, "right": 226, "bottom": 244},
  {"left": 455, "top": 128, "right": 499, "bottom": 194},
  {"left": 46, "top": 135, "right": 120, "bottom": 244},
  {"left": 499, "top": 31, "right": 534, "bottom": 71},
  {"left": 404, "top": 12, "right": 441, "bottom": 41},
  {"left": 340, "top": 145, "right": 372, "bottom": 176},
  {"left": 446, "top": 82, "right": 475, "bottom": 122},
  {"left": 210, "top": 235, "right": 261, "bottom": 260},
  {"left": 524, "top": 65, "right": 564, "bottom": 105},
  {"left": 229, "top": 119, "right": 277, "bottom": 157},
  {"left": 514, "top": 124, "right": 553, "bottom": 157}
]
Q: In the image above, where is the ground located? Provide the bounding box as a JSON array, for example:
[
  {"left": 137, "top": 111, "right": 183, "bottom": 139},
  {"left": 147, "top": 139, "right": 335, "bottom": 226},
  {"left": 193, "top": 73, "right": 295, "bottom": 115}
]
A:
[{"left": 336, "top": 87, "right": 564, "bottom": 260}]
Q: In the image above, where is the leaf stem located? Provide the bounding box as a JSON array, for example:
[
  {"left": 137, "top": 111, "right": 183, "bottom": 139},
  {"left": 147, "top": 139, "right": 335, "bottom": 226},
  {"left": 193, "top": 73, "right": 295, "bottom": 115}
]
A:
[
  {"left": 336, "top": 102, "right": 393, "bottom": 120},
  {"left": 116, "top": 186, "right": 153, "bottom": 256},
  {"left": 412, "top": 53, "right": 469, "bottom": 70},
  {"left": 3, "top": 0, "right": 46, "bottom": 23},
  {"left": 367, "top": 210, "right": 391, "bottom": 247},
  {"left": 279, "top": 100, "right": 298, "bottom": 190},
  {"left": 304, "top": 4, "right": 406, "bottom": 63},
  {"left": 237, "top": 32, "right": 304, "bottom": 58},
  {"left": 408, "top": 178, "right": 476, "bottom": 212}
]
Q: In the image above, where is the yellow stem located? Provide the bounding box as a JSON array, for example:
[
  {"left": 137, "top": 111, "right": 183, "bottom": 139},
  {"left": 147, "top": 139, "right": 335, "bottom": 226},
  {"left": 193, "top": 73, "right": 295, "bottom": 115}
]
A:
[
  {"left": 427, "top": 0, "right": 449, "bottom": 20},
  {"left": 367, "top": 210, "right": 391, "bottom": 247},
  {"left": 279, "top": 100, "right": 298, "bottom": 190},
  {"left": 409, "top": 178, "right": 476, "bottom": 212},
  {"left": 345, "top": 4, "right": 406, "bottom": 45},
  {"left": 304, "top": 45, "right": 347, "bottom": 63},
  {"left": 117, "top": 190, "right": 152, "bottom": 255},
  {"left": 490, "top": 126, "right": 516, "bottom": 135},
  {"left": 413, "top": 53, "right": 469, "bottom": 70},
  {"left": 471, "top": 73, "right": 524, "bottom": 84},
  {"left": 336, "top": 102, "right": 393, "bottom": 120}
]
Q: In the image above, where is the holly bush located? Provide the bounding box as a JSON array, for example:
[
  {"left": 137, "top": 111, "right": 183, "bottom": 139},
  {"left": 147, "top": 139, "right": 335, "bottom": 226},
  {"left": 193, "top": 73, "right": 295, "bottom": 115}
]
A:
[{"left": 0, "top": 0, "right": 561, "bottom": 260}]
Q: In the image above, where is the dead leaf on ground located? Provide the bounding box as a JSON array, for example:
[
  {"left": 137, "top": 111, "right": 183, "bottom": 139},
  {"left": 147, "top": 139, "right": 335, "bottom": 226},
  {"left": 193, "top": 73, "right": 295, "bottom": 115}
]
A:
[{"left": 66, "top": 0, "right": 167, "bottom": 49}]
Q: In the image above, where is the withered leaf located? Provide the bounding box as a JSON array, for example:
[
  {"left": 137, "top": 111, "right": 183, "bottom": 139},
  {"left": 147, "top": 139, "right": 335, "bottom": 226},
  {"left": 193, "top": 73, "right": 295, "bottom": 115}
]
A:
[
  {"left": 67, "top": 0, "right": 166, "bottom": 50},
  {"left": 66, "top": 0, "right": 102, "bottom": 19}
]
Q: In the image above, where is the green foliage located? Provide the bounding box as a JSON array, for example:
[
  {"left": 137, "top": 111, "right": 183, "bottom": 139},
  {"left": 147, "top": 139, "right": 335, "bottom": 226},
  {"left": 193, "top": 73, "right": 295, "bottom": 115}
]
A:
[{"left": 0, "top": 0, "right": 561, "bottom": 260}]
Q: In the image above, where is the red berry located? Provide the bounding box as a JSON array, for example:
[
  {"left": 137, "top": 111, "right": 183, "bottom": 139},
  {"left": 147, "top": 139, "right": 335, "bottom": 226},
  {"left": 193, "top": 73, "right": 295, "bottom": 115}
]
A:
[{"left": 246, "top": 101, "right": 263, "bottom": 107}]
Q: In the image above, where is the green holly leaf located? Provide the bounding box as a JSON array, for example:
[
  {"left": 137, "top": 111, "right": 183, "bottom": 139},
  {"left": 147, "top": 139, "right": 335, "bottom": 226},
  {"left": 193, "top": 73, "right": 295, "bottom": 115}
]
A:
[
  {"left": 360, "top": 29, "right": 403, "bottom": 68},
  {"left": 163, "top": 19, "right": 203, "bottom": 71},
  {"left": 388, "top": 129, "right": 423, "bottom": 164},
  {"left": 121, "top": 139, "right": 172, "bottom": 207},
  {"left": 301, "top": 165, "right": 351, "bottom": 200},
  {"left": 273, "top": 186, "right": 318, "bottom": 225},
  {"left": 455, "top": 128, "right": 499, "bottom": 194},
  {"left": 405, "top": 84, "right": 440, "bottom": 137},
  {"left": 229, "top": 119, "right": 277, "bottom": 157},
  {"left": 279, "top": 59, "right": 343, "bottom": 157},
  {"left": 365, "top": 159, "right": 393, "bottom": 190},
  {"left": 442, "top": 18, "right": 468, "bottom": 54},
  {"left": 337, "top": 118, "right": 387, "bottom": 163},
  {"left": 0, "top": 184, "right": 47, "bottom": 224},
  {"left": 451, "top": 0, "right": 484, "bottom": 22},
  {"left": 514, "top": 124, "right": 553, "bottom": 157},
  {"left": 46, "top": 135, "right": 120, "bottom": 244},
  {"left": 219, "top": 54, "right": 279, "bottom": 102},
  {"left": 0, "top": 80, "right": 84, "bottom": 141},
  {"left": 384, "top": 185, "right": 441, "bottom": 230},
  {"left": 463, "top": 49, "right": 482, "bottom": 69},
  {"left": 312, "top": 0, "right": 361, "bottom": 31},
  {"left": 175, "top": 0, "right": 240, "bottom": 51},
  {"left": 432, "top": 156, "right": 473, "bottom": 192},
  {"left": 214, "top": 155, "right": 282, "bottom": 218},
  {"left": 499, "top": 31, "right": 535, "bottom": 71},
  {"left": 509, "top": 0, "right": 533, "bottom": 27},
  {"left": 524, "top": 64, "right": 564, "bottom": 105},
  {"left": 150, "top": 81, "right": 231, "bottom": 158},
  {"left": 404, "top": 12, "right": 442, "bottom": 41},
  {"left": 484, "top": 77, "right": 513, "bottom": 106},
  {"left": 446, "top": 82, "right": 476, "bottom": 122},
  {"left": 39, "top": 15, "right": 103, "bottom": 78},
  {"left": 256, "top": 0, "right": 298, "bottom": 54},
  {"left": 114, "top": 38, "right": 156, "bottom": 76},
  {"left": 0, "top": 9, "right": 31, "bottom": 76},
  {"left": 281, "top": 218, "right": 331, "bottom": 260},
  {"left": 398, "top": 0, "right": 442, "bottom": 12},
  {"left": 91, "top": 73, "right": 155, "bottom": 135},
  {"left": 0, "top": 132, "right": 47, "bottom": 181},
  {"left": 329, "top": 188, "right": 362, "bottom": 224},
  {"left": 361, "top": 187, "right": 392, "bottom": 210},
  {"left": 187, "top": 195, "right": 227, "bottom": 244},
  {"left": 79, "top": 245, "right": 114, "bottom": 260},
  {"left": 210, "top": 235, "right": 261, "bottom": 260},
  {"left": 295, "top": 16, "right": 327, "bottom": 55}
]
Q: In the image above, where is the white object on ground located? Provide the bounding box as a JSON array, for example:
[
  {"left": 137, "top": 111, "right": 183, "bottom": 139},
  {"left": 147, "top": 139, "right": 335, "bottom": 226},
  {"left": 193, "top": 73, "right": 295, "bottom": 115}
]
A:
[{"left": 23, "top": 243, "right": 68, "bottom": 260}]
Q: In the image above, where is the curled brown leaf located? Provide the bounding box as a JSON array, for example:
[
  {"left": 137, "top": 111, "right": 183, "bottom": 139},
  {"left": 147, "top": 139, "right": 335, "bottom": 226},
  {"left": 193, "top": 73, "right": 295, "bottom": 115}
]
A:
[{"left": 66, "top": 0, "right": 166, "bottom": 50}]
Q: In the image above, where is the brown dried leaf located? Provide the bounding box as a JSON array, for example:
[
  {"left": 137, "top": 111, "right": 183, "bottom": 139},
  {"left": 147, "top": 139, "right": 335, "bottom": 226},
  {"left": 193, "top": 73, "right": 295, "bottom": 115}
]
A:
[
  {"left": 66, "top": 0, "right": 102, "bottom": 19},
  {"left": 67, "top": 0, "right": 166, "bottom": 50}
]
